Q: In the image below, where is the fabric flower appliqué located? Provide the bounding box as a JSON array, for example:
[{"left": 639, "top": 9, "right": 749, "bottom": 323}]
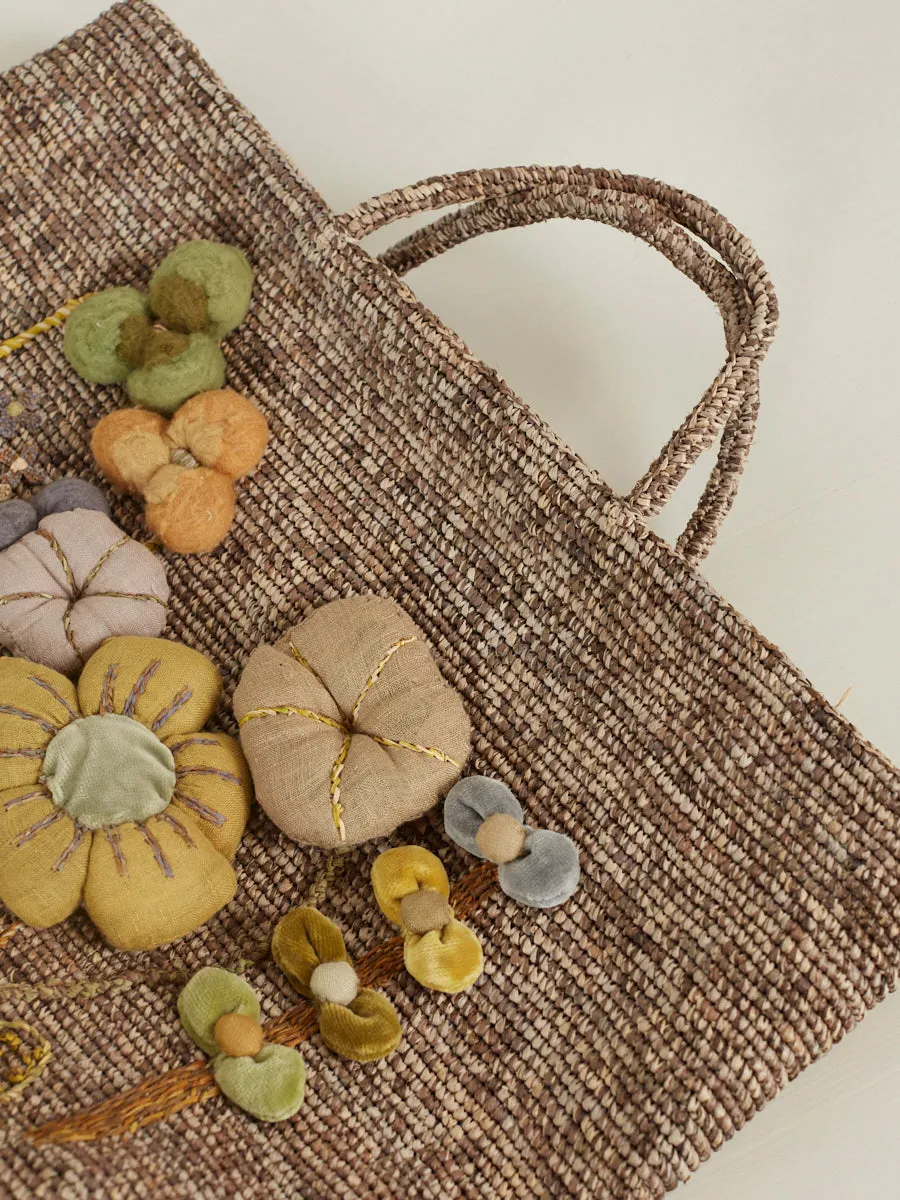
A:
[
  {"left": 0, "top": 390, "right": 44, "bottom": 441},
  {"left": 178, "top": 967, "right": 306, "bottom": 1123},
  {"left": 0, "top": 636, "right": 251, "bottom": 950}
]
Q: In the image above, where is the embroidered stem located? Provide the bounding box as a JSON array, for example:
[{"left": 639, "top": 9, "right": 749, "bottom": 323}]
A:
[
  {"left": 0, "top": 1020, "right": 52, "bottom": 1103},
  {"left": 0, "top": 296, "right": 92, "bottom": 361},
  {"left": 27, "top": 863, "right": 498, "bottom": 1144},
  {"left": 27, "top": 675, "right": 78, "bottom": 722},
  {"left": 238, "top": 705, "right": 346, "bottom": 732},
  {"left": 329, "top": 736, "right": 351, "bottom": 840}
]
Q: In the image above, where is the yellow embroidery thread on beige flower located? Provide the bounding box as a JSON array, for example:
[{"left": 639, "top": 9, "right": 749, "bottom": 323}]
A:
[
  {"left": 0, "top": 1019, "right": 52, "bottom": 1102},
  {"left": 238, "top": 705, "right": 345, "bottom": 733},
  {"left": 0, "top": 296, "right": 93, "bottom": 361},
  {"left": 349, "top": 636, "right": 416, "bottom": 724}
]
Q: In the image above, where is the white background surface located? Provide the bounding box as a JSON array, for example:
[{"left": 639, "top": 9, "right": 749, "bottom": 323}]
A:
[{"left": 4, "top": 3, "right": 900, "bottom": 1196}]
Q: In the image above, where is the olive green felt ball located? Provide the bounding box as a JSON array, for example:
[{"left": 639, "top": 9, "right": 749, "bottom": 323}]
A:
[
  {"left": 125, "top": 333, "right": 226, "bottom": 414},
  {"left": 149, "top": 241, "right": 253, "bottom": 339},
  {"left": 64, "top": 288, "right": 150, "bottom": 383}
]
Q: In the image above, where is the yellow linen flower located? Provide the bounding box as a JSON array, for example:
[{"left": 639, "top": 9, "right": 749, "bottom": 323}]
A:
[{"left": 0, "top": 636, "right": 251, "bottom": 950}]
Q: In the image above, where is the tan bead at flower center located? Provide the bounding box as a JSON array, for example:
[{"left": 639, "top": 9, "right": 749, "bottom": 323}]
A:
[
  {"left": 309, "top": 960, "right": 360, "bottom": 1007},
  {"left": 213, "top": 1012, "right": 264, "bottom": 1058},
  {"left": 475, "top": 812, "right": 527, "bottom": 864},
  {"left": 400, "top": 889, "right": 454, "bottom": 934}
]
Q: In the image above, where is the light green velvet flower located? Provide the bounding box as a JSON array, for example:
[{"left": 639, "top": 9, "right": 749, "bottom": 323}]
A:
[
  {"left": 64, "top": 241, "right": 253, "bottom": 415},
  {"left": 178, "top": 967, "right": 306, "bottom": 1123}
]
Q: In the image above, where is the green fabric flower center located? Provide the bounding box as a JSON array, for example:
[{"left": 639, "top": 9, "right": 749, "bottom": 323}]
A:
[{"left": 43, "top": 714, "right": 175, "bottom": 829}]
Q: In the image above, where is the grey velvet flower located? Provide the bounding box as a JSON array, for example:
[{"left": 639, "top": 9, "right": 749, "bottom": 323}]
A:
[{"left": 444, "top": 776, "right": 580, "bottom": 909}]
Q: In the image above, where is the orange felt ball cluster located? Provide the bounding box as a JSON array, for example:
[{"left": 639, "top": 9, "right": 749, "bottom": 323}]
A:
[{"left": 91, "top": 389, "right": 268, "bottom": 554}]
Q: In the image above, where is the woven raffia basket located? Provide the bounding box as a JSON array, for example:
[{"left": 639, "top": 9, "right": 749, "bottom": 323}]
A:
[{"left": 1, "top": 4, "right": 899, "bottom": 1197}]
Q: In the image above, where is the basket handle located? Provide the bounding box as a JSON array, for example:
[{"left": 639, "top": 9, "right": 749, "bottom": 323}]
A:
[{"left": 341, "top": 167, "right": 778, "bottom": 564}]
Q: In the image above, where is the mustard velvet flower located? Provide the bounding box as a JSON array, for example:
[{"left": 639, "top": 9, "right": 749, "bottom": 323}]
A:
[{"left": 0, "top": 636, "right": 251, "bottom": 951}]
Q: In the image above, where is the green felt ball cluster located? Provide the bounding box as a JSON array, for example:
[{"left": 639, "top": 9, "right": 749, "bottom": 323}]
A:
[{"left": 64, "top": 241, "right": 253, "bottom": 415}]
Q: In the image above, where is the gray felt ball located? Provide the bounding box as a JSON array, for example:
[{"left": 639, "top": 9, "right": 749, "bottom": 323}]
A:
[
  {"left": 0, "top": 500, "right": 38, "bottom": 550},
  {"left": 498, "top": 829, "right": 581, "bottom": 909},
  {"left": 31, "top": 478, "right": 111, "bottom": 519},
  {"left": 444, "top": 776, "right": 524, "bottom": 857}
]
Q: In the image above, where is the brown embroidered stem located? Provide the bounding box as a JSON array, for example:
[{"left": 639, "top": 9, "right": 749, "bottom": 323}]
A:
[
  {"left": 61, "top": 600, "right": 84, "bottom": 662},
  {"left": 27, "top": 863, "right": 497, "bottom": 1145}
]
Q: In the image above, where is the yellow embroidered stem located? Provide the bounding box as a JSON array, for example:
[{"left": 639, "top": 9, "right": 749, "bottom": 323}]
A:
[
  {"left": 0, "top": 920, "right": 21, "bottom": 950},
  {"left": 0, "top": 1019, "right": 52, "bottom": 1103},
  {"left": 328, "top": 736, "right": 352, "bottom": 841},
  {"left": 0, "top": 295, "right": 93, "bottom": 360}
]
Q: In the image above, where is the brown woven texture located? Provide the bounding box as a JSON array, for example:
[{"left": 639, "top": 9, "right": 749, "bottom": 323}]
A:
[{"left": 1, "top": 3, "right": 899, "bottom": 1198}]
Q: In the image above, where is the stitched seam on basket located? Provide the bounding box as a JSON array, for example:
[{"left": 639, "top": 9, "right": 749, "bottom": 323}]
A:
[{"left": 25, "top": 862, "right": 496, "bottom": 1144}]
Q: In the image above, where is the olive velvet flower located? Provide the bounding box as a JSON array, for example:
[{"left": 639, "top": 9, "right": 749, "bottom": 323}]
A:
[{"left": 0, "top": 636, "right": 251, "bottom": 950}]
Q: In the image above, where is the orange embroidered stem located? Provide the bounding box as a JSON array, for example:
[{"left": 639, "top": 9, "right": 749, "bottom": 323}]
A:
[
  {"left": 0, "top": 295, "right": 92, "bottom": 360},
  {"left": 0, "top": 920, "right": 21, "bottom": 950},
  {"left": 29, "top": 1061, "right": 219, "bottom": 1144},
  {"left": 26, "top": 863, "right": 498, "bottom": 1145}
]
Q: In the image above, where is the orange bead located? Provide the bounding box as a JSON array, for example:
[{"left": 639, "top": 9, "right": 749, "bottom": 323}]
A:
[{"left": 213, "top": 1013, "right": 264, "bottom": 1059}]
